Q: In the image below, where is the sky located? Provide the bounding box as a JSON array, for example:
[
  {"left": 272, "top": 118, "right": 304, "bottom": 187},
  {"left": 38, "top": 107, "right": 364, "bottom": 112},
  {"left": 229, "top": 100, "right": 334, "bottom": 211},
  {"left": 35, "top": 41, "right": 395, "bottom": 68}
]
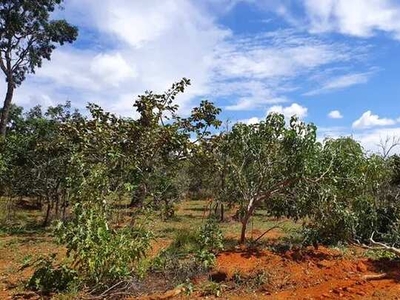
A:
[{"left": 3, "top": 0, "right": 400, "bottom": 153}]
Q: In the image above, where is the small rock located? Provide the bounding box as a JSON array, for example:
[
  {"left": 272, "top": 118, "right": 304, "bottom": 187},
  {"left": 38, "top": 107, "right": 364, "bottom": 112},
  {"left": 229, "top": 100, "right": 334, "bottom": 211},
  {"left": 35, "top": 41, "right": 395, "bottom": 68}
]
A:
[
  {"left": 322, "top": 293, "right": 331, "bottom": 298},
  {"left": 356, "top": 262, "right": 367, "bottom": 272},
  {"left": 150, "top": 288, "right": 183, "bottom": 300},
  {"left": 317, "top": 260, "right": 334, "bottom": 269},
  {"left": 332, "top": 288, "right": 342, "bottom": 294}
]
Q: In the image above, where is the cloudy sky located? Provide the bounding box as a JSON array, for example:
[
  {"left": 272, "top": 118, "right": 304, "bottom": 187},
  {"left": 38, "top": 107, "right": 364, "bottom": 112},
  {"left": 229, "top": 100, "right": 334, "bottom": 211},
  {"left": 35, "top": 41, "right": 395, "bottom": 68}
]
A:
[{"left": 3, "top": 0, "right": 400, "bottom": 152}]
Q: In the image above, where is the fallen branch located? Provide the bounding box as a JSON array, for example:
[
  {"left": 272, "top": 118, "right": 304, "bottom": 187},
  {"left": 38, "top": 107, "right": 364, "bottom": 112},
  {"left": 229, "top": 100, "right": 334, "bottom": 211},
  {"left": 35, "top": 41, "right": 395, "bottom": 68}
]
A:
[
  {"left": 362, "top": 273, "right": 388, "bottom": 281},
  {"left": 98, "top": 281, "right": 124, "bottom": 297},
  {"left": 253, "top": 221, "right": 287, "bottom": 243},
  {"left": 368, "top": 232, "right": 400, "bottom": 256},
  {"left": 352, "top": 232, "right": 400, "bottom": 257}
]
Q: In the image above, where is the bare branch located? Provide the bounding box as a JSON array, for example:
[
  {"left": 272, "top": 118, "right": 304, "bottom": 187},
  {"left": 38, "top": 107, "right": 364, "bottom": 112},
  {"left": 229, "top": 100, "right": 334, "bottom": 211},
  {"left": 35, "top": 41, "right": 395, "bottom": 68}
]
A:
[
  {"left": 253, "top": 220, "right": 287, "bottom": 243},
  {"left": 378, "top": 135, "right": 400, "bottom": 158},
  {"left": 353, "top": 232, "right": 400, "bottom": 257}
]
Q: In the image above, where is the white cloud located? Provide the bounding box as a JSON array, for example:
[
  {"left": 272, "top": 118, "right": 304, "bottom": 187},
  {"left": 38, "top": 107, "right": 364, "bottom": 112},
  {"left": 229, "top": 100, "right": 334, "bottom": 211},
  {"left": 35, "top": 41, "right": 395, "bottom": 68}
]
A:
[
  {"left": 226, "top": 96, "right": 287, "bottom": 111},
  {"left": 90, "top": 53, "right": 137, "bottom": 87},
  {"left": 353, "top": 127, "right": 400, "bottom": 154},
  {"left": 2, "top": 0, "right": 231, "bottom": 117},
  {"left": 317, "top": 125, "right": 400, "bottom": 154},
  {"left": 214, "top": 31, "right": 354, "bottom": 81},
  {"left": 0, "top": 0, "right": 379, "bottom": 121},
  {"left": 328, "top": 110, "right": 343, "bottom": 119},
  {"left": 267, "top": 103, "right": 308, "bottom": 119},
  {"left": 242, "top": 117, "right": 260, "bottom": 125},
  {"left": 214, "top": 29, "right": 367, "bottom": 110},
  {"left": 305, "top": 72, "right": 371, "bottom": 95},
  {"left": 303, "top": 0, "right": 400, "bottom": 39},
  {"left": 352, "top": 111, "right": 396, "bottom": 129}
]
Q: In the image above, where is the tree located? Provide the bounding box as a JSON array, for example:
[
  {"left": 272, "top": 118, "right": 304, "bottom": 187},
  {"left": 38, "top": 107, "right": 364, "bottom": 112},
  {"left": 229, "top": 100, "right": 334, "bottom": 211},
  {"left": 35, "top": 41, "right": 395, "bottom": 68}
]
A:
[
  {"left": 128, "top": 78, "right": 221, "bottom": 209},
  {"left": 0, "top": 0, "right": 78, "bottom": 137},
  {"left": 213, "top": 114, "right": 318, "bottom": 243},
  {"left": 0, "top": 102, "right": 82, "bottom": 225}
]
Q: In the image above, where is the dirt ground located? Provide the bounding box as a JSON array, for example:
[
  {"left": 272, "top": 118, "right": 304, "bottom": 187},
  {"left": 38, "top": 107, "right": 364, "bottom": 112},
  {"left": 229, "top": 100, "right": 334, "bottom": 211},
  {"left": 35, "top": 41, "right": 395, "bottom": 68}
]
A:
[
  {"left": 213, "top": 246, "right": 400, "bottom": 299},
  {"left": 1, "top": 200, "right": 400, "bottom": 299},
  {"left": 138, "top": 243, "right": 400, "bottom": 300}
]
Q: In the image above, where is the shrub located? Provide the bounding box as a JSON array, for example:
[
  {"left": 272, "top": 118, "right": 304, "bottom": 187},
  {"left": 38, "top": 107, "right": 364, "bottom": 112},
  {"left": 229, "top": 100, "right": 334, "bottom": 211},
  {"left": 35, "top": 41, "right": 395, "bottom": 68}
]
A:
[
  {"left": 151, "top": 217, "right": 224, "bottom": 283},
  {"left": 55, "top": 203, "right": 152, "bottom": 286},
  {"left": 197, "top": 217, "right": 224, "bottom": 252},
  {"left": 27, "top": 255, "right": 77, "bottom": 293}
]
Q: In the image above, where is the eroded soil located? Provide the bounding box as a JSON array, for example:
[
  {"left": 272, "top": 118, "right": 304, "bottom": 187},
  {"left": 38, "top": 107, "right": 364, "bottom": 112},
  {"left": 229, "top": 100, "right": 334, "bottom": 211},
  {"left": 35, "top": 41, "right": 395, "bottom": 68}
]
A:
[
  {"left": 1, "top": 200, "right": 400, "bottom": 299},
  {"left": 211, "top": 246, "right": 400, "bottom": 299}
]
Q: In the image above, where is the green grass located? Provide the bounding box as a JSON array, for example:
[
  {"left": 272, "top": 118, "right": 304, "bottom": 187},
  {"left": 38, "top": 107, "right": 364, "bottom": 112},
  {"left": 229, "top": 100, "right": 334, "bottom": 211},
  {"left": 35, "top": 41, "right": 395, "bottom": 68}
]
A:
[{"left": 0, "top": 197, "right": 46, "bottom": 237}]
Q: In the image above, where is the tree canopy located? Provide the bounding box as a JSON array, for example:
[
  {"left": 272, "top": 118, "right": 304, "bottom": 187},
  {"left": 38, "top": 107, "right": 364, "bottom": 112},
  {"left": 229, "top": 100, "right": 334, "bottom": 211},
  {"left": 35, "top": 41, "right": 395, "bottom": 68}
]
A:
[{"left": 0, "top": 0, "right": 78, "bottom": 137}]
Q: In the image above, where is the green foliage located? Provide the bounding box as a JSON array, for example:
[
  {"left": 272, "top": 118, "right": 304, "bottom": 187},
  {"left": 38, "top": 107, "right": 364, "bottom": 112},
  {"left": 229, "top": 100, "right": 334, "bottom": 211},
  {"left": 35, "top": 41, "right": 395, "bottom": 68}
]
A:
[
  {"left": 197, "top": 217, "right": 224, "bottom": 252},
  {"left": 300, "top": 138, "right": 400, "bottom": 246},
  {"left": 27, "top": 255, "right": 77, "bottom": 293},
  {"left": 0, "top": 0, "right": 78, "bottom": 136},
  {"left": 56, "top": 203, "right": 152, "bottom": 285},
  {"left": 151, "top": 218, "right": 223, "bottom": 283},
  {"left": 177, "top": 279, "right": 194, "bottom": 296},
  {"left": 195, "top": 217, "right": 224, "bottom": 268},
  {"left": 209, "top": 114, "right": 318, "bottom": 242},
  {"left": 200, "top": 281, "right": 226, "bottom": 297}
]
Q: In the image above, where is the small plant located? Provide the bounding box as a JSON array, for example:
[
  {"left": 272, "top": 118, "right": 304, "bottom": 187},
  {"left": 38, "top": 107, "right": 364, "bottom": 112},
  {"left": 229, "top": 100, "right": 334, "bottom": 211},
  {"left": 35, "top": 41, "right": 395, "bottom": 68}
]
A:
[
  {"left": 194, "top": 249, "right": 217, "bottom": 269},
  {"left": 200, "top": 281, "right": 226, "bottom": 297},
  {"left": 249, "top": 270, "right": 269, "bottom": 289},
  {"left": 194, "top": 217, "right": 224, "bottom": 269},
  {"left": 231, "top": 270, "right": 269, "bottom": 291},
  {"left": 232, "top": 270, "right": 244, "bottom": 285},
  {"left": 55, "top": 203, "right": 153, "bottom": 286},
  {"left": 27, "top": 255, "right": 77, "bottom": 293},
  {"left": 177, "top": 279, "right": 194, "bottom": 296},
  {"left": 364, "top": 249, "right": 397, "bottom": 260},
  {"left": 197, "top": 217, "right": 224, "bottom": 252},
  {"left": 150, "top": 219, "right": 224, "bottom": 285}
]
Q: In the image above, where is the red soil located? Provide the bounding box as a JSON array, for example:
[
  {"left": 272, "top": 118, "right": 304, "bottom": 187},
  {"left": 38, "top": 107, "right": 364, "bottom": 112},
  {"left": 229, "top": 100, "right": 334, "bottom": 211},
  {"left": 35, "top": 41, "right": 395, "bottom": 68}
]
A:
[{"left": 213, "top": 246, "right": 400, "bottom": 299}]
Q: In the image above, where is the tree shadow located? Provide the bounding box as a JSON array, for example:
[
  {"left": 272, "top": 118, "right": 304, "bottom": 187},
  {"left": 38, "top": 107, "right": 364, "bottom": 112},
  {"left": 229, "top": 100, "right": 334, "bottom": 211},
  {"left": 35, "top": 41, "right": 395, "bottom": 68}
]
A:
[
  {"left": 367, "top": 258, "right": 400, "bottom": 283},
  {"left": 0, "top": 221, "right": 47, "bottom": 236}
]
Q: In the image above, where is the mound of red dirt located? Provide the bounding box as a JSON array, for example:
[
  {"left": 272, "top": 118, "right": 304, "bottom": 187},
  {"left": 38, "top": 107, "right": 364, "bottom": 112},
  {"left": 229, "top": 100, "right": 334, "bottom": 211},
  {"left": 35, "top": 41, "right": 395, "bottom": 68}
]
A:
[{"left": 213, "top": 246, "right": 400, "bottom": 299}]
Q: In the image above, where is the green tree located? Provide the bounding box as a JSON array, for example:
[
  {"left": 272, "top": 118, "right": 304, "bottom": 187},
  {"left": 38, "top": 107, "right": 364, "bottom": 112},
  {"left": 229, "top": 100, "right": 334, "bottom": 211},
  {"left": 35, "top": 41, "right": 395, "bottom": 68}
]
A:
[
  {"left": 213, "top": 114, "right": 318, "bottom": 243},
  {"left": 300, "top": 137, "right": 392, "bottom": 245},
  {"left": 0, "top": 102, "right": 81, "bottom": 225},
  {"left": 128, "top": 78, "right": 221, "bottom": 210},
  {"left": 0, "top": 0, "right": 78, "bottom": 137}
]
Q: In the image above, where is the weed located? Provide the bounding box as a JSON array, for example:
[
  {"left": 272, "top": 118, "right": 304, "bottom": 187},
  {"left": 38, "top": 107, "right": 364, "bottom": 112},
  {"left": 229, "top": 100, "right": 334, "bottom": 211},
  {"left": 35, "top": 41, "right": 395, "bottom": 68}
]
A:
[
  {"left": 27, "top": 255, "right": 77, "bottom": 293},
  {"left": 200, "top": 281, "right": 226, "bottom": 297},
  {"left": 364, "top": 249, "right": 397, "bottom": 260}
]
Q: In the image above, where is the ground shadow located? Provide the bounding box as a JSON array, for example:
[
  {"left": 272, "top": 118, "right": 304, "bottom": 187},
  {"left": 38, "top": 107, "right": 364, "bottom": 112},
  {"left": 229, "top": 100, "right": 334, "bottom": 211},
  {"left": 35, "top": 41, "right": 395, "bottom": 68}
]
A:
[{"left": 367, "top": 258, "right": 400, "bottom": 283}]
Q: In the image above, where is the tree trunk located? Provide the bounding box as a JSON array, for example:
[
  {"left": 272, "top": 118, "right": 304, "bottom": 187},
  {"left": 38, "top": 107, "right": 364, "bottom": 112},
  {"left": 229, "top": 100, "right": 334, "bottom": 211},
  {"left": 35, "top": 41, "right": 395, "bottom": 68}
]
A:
[
  {"left": 240, "top": 219, "right": 248, "bottom": 244},
  {"left": 130, "top": 183, "right": 146, "bottom": 207},
  {"left": 239, "top": 199, "right": 257, "bottom": 244},
  {"left": 0, "top": 79, "right": 14, "bottom": 138},
  {"left": 43, "top": 200, "right": 51, "bottom": 227}
]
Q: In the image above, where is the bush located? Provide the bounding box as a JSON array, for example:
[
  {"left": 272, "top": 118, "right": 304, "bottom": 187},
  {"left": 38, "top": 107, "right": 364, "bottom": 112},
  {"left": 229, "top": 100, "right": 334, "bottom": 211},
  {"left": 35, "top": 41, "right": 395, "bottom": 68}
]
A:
[
  {"left": 151, "top": 217, "right": 224, "bottom": 283},
  {"left": 197, "top": 217, "right": 224, "bottom": 252},
  {"left": 28, "top": 255, "right": 77, "bottom": 293},
  {"left": 55, "top": 203, "right": 153, "bottom": 286}
]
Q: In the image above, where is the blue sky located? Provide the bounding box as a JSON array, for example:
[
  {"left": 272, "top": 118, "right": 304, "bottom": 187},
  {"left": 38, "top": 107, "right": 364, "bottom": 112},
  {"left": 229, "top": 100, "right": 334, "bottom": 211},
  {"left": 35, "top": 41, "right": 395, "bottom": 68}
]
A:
[{"left": 3, "top": 0, "right": 400, "bottom": 152}]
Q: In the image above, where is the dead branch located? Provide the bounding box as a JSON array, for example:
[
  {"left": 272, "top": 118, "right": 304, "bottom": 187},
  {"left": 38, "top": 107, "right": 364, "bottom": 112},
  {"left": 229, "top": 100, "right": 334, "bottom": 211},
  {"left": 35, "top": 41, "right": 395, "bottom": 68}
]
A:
[
  {"left": 368, "top": 232, "right": 400, "bottom": 256},
  {"left": 253, "top": 220, "right": 287, "bottom": 243},
  {"left": 378, "top": 135, "right": 400, "bottom": 158},
  {"left": 362, "top": 273, "right": 388, "bottom": 281},
  {"left": 353, "top": 232, "right": 400, "bottom": 257}
]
